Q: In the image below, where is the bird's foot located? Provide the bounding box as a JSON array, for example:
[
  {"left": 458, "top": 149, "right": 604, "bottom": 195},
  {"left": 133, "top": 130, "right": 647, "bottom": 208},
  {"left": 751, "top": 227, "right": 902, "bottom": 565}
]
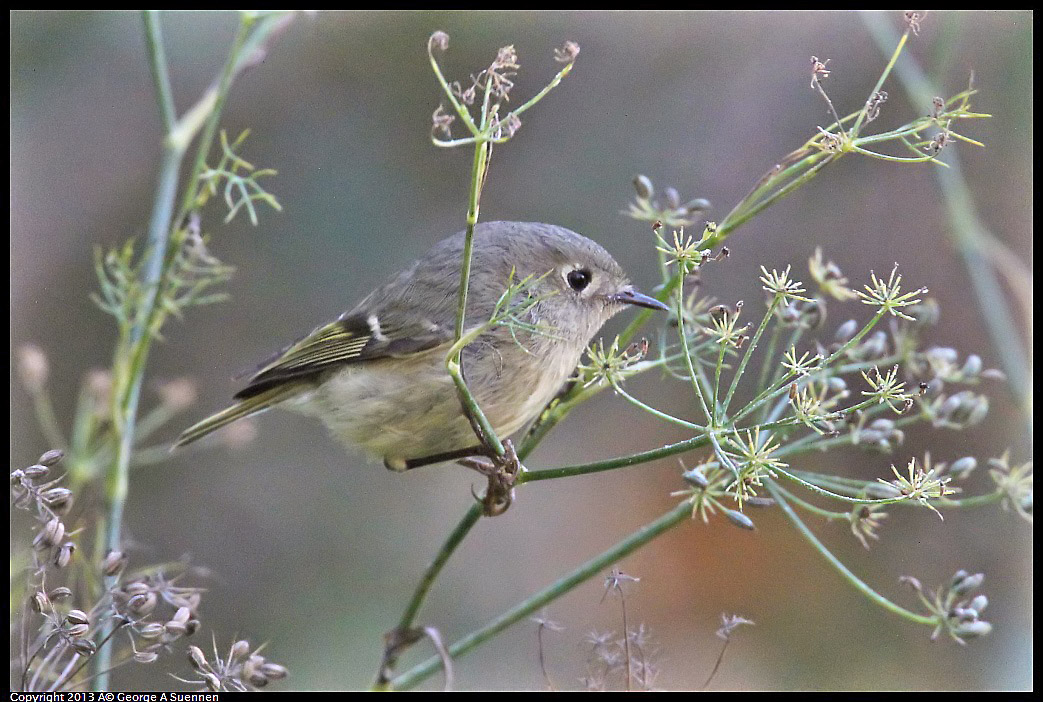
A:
[{"left": 460, "top": 439, "right": 523, "bottom": 516}]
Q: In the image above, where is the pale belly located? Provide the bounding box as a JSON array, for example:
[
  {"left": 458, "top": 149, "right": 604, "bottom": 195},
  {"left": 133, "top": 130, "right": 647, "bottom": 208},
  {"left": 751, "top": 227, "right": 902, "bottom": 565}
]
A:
[{"left": 285, "top": 339, "right": 581, "bottom": 467}]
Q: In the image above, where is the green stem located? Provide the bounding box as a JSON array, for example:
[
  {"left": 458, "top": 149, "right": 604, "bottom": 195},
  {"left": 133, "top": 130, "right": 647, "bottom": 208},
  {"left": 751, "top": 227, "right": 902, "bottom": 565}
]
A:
[
  {"left": 772, "top": 482, "right": 850, "bottom": 519},
  {"left": 675, "top": 274, "right": 713, "bottom": 422},
  {"left": 765, "top": 480, "right": 934, "bottom": 626},
  {"left": 453, "top": 140, "right": 490, "bottom": 343},
  {"left": 96, "top": 12, "right": 283, "bottom": 689},
  {"left": 520, "top": 433, "right": 713, "bottom": 483},
  {"left": 849, "top": 29, "right": 909, "bottom": 138},
  {"left": 96, "top": 15, "right": 189, "bottom": 688},
  {"left": 396, "top": 504, "right": 483, "bottom": 633},
  {"left": 712, "top": 343, "right": 726, "bottom": 425},
  {"left": 142, "top": 11, "right": 175, "bottom": 133},
  {"left": 862, "top": 12, "right": 1031, "bottom": 432},
  {"left": 389, "top": 501, "right": 692, "bottom": 691},
  {"left": 610, "top": 379, "right": 704, "bottom": 431},
  {"left": 722, "top": 296, "right": 779, "bottom": 415}
]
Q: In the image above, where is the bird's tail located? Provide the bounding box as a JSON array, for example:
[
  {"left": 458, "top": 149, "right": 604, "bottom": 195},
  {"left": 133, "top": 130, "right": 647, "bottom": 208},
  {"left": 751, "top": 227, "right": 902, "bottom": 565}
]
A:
[{"left": 174, "top": 383, "right": 304, "bottom": 448}]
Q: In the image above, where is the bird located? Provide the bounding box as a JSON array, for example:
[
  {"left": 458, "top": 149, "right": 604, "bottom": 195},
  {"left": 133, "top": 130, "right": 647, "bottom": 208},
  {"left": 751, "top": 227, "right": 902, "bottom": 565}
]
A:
[{"left": 175, "top": 221, "right": 667, "bottom": 470}]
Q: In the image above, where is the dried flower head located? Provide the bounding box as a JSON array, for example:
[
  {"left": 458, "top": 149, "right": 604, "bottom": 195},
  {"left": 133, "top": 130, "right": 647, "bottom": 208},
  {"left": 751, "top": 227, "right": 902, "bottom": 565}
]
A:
[
  {"left": 554, "top": 40, "right": 580, "bottom": 64},
  {"left": 810, "top": 55, "right": 831, "bottom": 88}
]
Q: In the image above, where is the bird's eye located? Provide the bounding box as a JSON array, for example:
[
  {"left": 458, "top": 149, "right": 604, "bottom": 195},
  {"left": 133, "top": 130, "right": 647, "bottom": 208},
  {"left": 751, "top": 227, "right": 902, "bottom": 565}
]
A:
[{"left": 567, "top": 268, "right": 592, "bottom": 291}]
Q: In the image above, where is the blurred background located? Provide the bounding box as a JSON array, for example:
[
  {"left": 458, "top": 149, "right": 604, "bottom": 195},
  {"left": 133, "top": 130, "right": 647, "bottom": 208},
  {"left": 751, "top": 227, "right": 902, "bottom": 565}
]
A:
[{"left": 11, "top": 10, "right": 1031, "bottom": 691}]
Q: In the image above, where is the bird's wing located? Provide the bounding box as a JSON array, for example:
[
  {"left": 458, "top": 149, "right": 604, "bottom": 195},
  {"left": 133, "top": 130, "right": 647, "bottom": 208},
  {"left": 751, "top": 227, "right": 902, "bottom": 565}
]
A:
[{"left": 235, "top": 307, "right": 453, "bottom": 399}]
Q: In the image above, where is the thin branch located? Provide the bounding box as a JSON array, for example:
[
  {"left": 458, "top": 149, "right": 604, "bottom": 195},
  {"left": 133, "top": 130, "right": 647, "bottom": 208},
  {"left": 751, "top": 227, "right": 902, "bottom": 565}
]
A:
[{"left": 388, "top": 502, "right": 692, "bottom": 691}]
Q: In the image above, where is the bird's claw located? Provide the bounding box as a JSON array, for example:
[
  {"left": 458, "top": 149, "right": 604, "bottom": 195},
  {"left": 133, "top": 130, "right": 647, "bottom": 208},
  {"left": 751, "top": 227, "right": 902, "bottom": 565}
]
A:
[{"left": 461, "top": 439, "right": 522, "bottom": 516}]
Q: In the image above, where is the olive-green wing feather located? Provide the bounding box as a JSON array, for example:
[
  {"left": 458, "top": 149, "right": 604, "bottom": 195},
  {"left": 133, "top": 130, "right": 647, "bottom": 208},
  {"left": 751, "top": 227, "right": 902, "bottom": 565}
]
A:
[
  {"left": 247, "top": 317, "right": 373, "bottom": 380},
  {"left": 234, "top": 309, "right": 453, "bottom": 399},
  {"left": 174, "top": 382, "right": 306, "bottom": 448},
  {"left": 175, "top": 311, "right": 451, "bottom": 448},
  {"left": 176, "top": 251, "right": 460, "bottom": 448}
]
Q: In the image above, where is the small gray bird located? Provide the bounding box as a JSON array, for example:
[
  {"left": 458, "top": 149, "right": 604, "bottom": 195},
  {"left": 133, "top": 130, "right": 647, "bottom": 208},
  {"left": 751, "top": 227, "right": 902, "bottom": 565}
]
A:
[{"left": 176, "top": 221, "right": 667, "bottom": 469}]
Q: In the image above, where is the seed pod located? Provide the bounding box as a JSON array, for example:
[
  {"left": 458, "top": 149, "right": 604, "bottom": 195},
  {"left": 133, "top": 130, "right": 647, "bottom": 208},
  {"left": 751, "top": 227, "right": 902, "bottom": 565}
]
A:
[
  {"left": 138, "top": 623, "right": 166, "bottom": 640},
  {"left": 123, "top": 581, "right": 150, "bottom": 597},
  {"left": 633, "top": 174, "right": 653, "bottom": 200},
  {"left": 684, "top": 197, "right": 711, "bottom": 214},
  {"left": 969, "top": 594, "right": 988, "bottom": 612},
  {"left": 165, "top": 619, "right": 187, "bottom": 637},
  {"left": 855, "top": 429, "right": 882, "bottom": 445},
  {"left": 930, "top": 346, "right": 959, "bottom": 364},
  {"left": 230, "top": 639, "right": 252, "bottom": 661},
  {"left": 40, "top": 487, "right": 73, "bottom": 513},
  {"left": 39, "top": 449, "right": 64, "bottom": 467},
  {"left": 188, "top": 645, "right": 210, "bottom": 672},
  {"left": 664, "top": 187, "right": 681, "bottom": 210},
  {"left": 859, "top": 331, "right": 887, "bottom": 359},
  {"left": 244, "top": 654, "right": 268, "bottom": 687},
  {"left": 682, "top": 467, "right": 709, "bottom": 488},
  {"left": 171, "top": 606, "right": 191, "bottom": 624},
  {"left": 102, "top": 550, "right": 128, "bottom": 577},
  {"left": 961, "top": 354, "right": 982, "bottom": 377},
  {"left": 34, "top": 518, "right": 65, "bottom": 550},
  {"left": 48, "top": 586, "right": 73, "bottom": 602},
  {"left": 17, "top": 344, "right": 49, "bottom": 392},
  {"left": 129, "top": 592, "right": 158, "bottom": 616},
  {"left": 947, "top": 457, "right": 977, "bottom": 481},
  {"left": 11, "top": 469, "right": 25, "bottom": 484},
  {"left": 31, "top": 591, "right": 50, "bottom": 613},
  {"left": 54, "top": 542, "right": 76, "bottom": 568},
  {"left": 723, "top": 508, "right": 756, "bottom": 531},
  {"left": 24, "top": 464, "right": 49, "bottom": 479},
  {"left": 203, "top": 672, "right": 222, "bottom": 692},
  {"left": 135, "top": 650, "right": 159, "bottom": 663},
  {"left": 869, "top": 418, "right": 896, "bottom": 434},
  {"left": 834, "top": 319, "right": 858, "bottom": 343},
  {"left": 954, "top": 620, "right": 992, "bottom": 639},
  {"left": 966, "top": 396, "right": 989, "bottom": 426},
  {"left": 65, "top": 623, "right": 90, "bottom": 638},
  {"left": 185, "top": 619, "right": 201, "bottom": 636},
  {"left": 951, "top": 572, "right": 985, "bottom": 596},
  {"left": 260, "top": 662, "right": 288, "bottom": 680},
  {"left": 709, "top": 304, "right": 731, "bottom": 324},
  {"left": 71, "top": 638, "right": 97, "bottom": 656},
  {"left": 66, "top": 609, "right": 90, "bottom": 626},
  {"left": 898, "top": 575, "right": 922, "bottom": 592}
]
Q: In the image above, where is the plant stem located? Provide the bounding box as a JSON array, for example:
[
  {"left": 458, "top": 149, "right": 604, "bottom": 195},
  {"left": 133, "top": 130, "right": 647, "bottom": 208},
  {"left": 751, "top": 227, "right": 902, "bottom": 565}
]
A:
[
  {"left": 765, "top": 480, "right": 934, "bottom": 626},
  {"left": 96, "top": 15, "right": 188, "bottom": 687},
  {"left": 722, "top": 296, "right": 779, "bottom": 415},
  {"left": 398, "top": 504, "right": 483, "bottom": 633},
  {"left": 520, "top": 433, "right": 713, "bottom": 483},
  {"left": 389, "top": 501, "right": 692, "bottom": 691},
  {"left": 849, "top": 28, "right": 909, "bottom": 139},
  {"left": 96, "top": 12, "right": 281, "bottom": 689},
  {"left": 861, "top": 12, "right": 1031, "bottom": 433},
  {"left": 675, "top": 274, "right": 714, "bottom": 422}
]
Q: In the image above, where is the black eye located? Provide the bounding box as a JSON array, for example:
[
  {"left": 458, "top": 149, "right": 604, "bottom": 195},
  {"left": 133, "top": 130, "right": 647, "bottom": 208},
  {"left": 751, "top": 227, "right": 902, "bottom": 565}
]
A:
[{"left": 567, "top": 268, "right": 592, "bottom": 291}]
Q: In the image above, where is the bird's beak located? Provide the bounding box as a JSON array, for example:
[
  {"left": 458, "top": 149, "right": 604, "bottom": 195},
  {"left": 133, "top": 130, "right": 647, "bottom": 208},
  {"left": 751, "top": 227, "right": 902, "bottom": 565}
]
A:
[{"left": 611, "top": 286, "right": 670, "bottom": 311}]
